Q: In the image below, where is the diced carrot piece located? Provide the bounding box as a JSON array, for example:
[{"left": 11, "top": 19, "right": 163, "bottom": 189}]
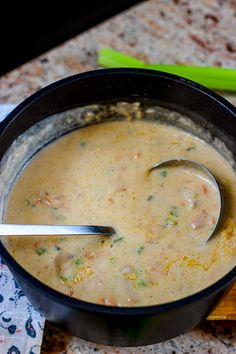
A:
[
  {"left": 134, "top": 151, "right": 141, "bottom": 159},
  {"left": 191, "top": 210, "right": 209, "bottom": 229},
  {"left": 200, "top": 184, "right": 208, "bottom": 194},
  {"left": 98, "top": 298, "right": 106, "bottom": 305},
  {"left": 86, "top": 251, "right": 95, "bottom": 259},
  {"left": 97, "top": 297, "right": 118, "bottom": 306}
]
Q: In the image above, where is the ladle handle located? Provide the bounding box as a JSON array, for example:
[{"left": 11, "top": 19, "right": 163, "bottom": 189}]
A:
[{"left": 0, "top": 224, "right": 115, "bottom": 236}]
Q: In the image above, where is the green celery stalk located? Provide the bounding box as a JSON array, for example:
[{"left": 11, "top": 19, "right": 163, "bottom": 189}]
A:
[{"left": 98, "top": 48, "right": 236, "bottom": 92}]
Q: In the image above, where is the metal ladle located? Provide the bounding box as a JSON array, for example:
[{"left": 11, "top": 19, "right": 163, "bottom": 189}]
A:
[
  {"left": 149, "top": 158, "right": 224, "bottom": 244},
  {"left": 0, "top": 224, "right": 115, "bottom": 237}
]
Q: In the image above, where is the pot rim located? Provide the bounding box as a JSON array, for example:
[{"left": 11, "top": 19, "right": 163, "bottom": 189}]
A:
[{"left": 0, "top": 68, "right": 236, "bottom": 316}]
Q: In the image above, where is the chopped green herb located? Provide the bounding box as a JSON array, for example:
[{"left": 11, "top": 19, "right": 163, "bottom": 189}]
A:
[
  {"left": 36, "top": 247, "right": 47, "bottom": 255},
  {"left": 100, "top": 239, "right": 105, "bottom": 244},
  {"left": 80, "top": 141, "right": 87, "bottom": 147},
  {"left": 53, "top": 207, "right": 58, "bottom": 211},
  {"left": 134, "top": 268, "right": 142, "bottom": 278},
  {"left": 54, "top": 213, "right": 66, "bottom": 221},
  {"left": 165, "top": 218, "right": 178, "bottom": 227},
  {"left": 75, "top": 258, "right": 83, "bottom": 266},
  {"left": 55, "top": 245, "right": 61, "bottom": 251},
  {"left": 113, "top": 237, "right": 124, "bottom": 243},
  {"left": 147, "top": 195, "right": 154, "bottom": 201},
  {"left": 169, "top": 206, "right": 179, "bottom": 217},
  {"left": 160, "top": 170, "right": 167, "bottom": 177},
  {"left": 25, "top": 199, "right": 36, "bottom": 208},
  {"left": 137, "top": 246, "right": 145, "bottom": 255},
  {"left": 109, "top": 256, "right": 117, "bottom": 264},
  {"left": 127, "top": 268, "right": 149, "bottom": 287},
  {"left": 137, "top": 280, "right": 149, "bottom": 287},
  {"left": 58, "top": 274, "right": 73, "bottom": 282},
  {"left": 59, "top": 237, "right": 67, "bottom": 242},
  {"left": 186, "top": 144, "right": 196, "bottom": 152}
]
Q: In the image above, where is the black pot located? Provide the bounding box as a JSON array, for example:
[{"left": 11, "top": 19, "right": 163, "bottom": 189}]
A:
[{"left": 0, "top": 69, "right": 235, "bottom": 346}]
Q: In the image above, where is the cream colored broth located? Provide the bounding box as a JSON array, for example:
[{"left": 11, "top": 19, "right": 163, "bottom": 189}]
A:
[{"left": 5, "top": 121, "right": 236, "bottom": 306}]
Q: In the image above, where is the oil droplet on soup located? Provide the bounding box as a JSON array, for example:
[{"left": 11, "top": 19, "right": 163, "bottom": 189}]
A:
[{"left": 5, "top": 121, "right": 236, "bottom": 306}]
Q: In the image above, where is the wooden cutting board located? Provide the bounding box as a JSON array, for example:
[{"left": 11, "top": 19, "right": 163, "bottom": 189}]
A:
[{"left": 207, "top": 283, "right": 236, "bottom": 320}]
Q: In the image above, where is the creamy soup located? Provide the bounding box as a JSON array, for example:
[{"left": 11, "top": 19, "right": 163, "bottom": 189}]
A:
[{"left": 5, "top": 120, "right": 236, "bottom": 306}]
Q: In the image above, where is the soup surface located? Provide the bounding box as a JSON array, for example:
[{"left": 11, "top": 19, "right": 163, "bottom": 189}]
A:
[{"left": 5, "top": 120, "right": 236, "bottom": 306}]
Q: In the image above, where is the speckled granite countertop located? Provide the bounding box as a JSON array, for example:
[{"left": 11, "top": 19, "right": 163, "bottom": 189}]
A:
[{"left": 0, "top": 0, "right": 236, "bottom": 353}]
